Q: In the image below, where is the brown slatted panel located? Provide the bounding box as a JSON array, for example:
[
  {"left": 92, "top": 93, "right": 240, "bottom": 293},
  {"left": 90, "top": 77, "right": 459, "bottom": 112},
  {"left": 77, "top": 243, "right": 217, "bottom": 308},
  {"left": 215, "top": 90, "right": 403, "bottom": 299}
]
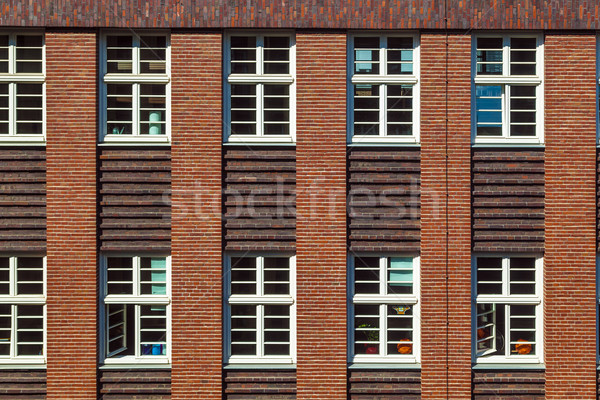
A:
[
  {"left": 224, "top": 370, "right": 296, "bottom": 399},
  {"left": 224, "top": 147, "right": 296, "bottom": 252},
  {"left": 0, "top": 149, "right": 46, "bottom": 252},
  {"left": 99, "top": 148, "right": 171, "bottom": 252},
  {"left": 348, "top": 148, "right": 420, "bottom": 253},
  {"left": 472, "top": 149, "right": 544, "bottom": 253},
  {"left": 0, "top": 370, "right": 46, "bottom": 399},
  {"left": 473, "top": 370, "right": 545, "bottom": 399},
  {"left": 99, "top": 369, "right": 170, "bottom": 399},
  {"left": 348, "top": 370, "right": 421, "bottom": 399}
]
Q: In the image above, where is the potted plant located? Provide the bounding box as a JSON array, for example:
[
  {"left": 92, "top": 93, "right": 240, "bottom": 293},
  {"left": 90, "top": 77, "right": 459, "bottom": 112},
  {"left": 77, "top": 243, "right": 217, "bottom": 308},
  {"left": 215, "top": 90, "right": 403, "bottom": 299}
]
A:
[{"left": 358, "top": 323, "right": 379, "bottom": 354}]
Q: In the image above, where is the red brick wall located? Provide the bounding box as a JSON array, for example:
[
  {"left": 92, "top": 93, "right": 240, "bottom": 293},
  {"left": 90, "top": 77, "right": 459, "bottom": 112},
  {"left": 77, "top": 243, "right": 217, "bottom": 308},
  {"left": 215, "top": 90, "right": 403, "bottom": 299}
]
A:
[
  {"left": 295, "top": 32, "right": 347, "bottom": 400},
  {"left": 45, "top": 32, "right": 98, "bottom": 399},
  {"left": 420, "top": 33, "right": 472, "bottom": 400},
  {"left": 544, "top": 34, "right": 597, "bottom": 399},
  {"left": 170, "top": 33, "right": 223, "bottom": 399}
]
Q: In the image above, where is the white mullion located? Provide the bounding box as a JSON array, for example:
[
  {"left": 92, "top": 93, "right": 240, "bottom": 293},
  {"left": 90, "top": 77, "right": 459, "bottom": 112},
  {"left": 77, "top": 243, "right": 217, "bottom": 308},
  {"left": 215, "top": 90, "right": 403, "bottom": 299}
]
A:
[
  {"left": 503, "top": 303, "right": 510, "bottom": 357},
  {"left": 133, "top": 256, "right": 140, "bottom": 297},
  {"left": 380, "top": 303, "right": 386, "bottom": 356},
  {"left": 133, "top": 83, "right": 140, "bottom": 136},
  {"left": 380, "top": 36, "right": 387, "bottom": 76},
  {"left": 8, "top": 83, "right": 15, "bottom": 136},
  {"left": 257, "top": 304, "right": 264, "bottom": 358},
  {"left": 134, "top": 304, "right": 140, "bottom": 358},
  {"left": 503, "top": 84, "right": 510, "bottom": 139},
  {"left": 380, "top": 257, "right": 387, "bottom": 295},
  {"left": 380, "top": 84, "right": 387, "bottom": 137},
  {"left": 256, "top": 35, "right": 264, "bottom": 136},
  {"left": 10, "top": 304, "right": 15, "bottom": 358},
  {"left": 257, "top": 256, "right": 264, "bottom": 296},
  {"left": 8, "top": 34, "right": 15, "bottom": 75}
]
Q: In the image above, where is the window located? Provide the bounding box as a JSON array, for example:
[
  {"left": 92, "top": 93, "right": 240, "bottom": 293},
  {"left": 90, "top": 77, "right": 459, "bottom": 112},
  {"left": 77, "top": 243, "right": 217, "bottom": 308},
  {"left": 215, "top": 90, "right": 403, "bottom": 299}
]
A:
[
  {"left": 224, "top": 33, "right": 295, "bottom": 143},
  {"left": 101, "top": 256, "right": 170, "bottom": 364},
  {"left": 0, "top": 256, "right": 45, "bottom": 364},
  {"left": 0, "top": 33, "right": 45, "bottom": 142},
  {"left": 100, "top": 33, "right": 170, "bottom": 143},
  {"left": 349, "top": 34, "right": 419, "bottom": 143},
  {"left": 474, "top": 256, "right": 542, "bottom": 363},
  {"left": 349, "top": 256, "right": 419, "bottom": 363},
  {"left": 473, "top": 35, "right": 543, "bottom": 144},
  {"left": 224, "top": 256, "right": 295, "bottom": 364}
]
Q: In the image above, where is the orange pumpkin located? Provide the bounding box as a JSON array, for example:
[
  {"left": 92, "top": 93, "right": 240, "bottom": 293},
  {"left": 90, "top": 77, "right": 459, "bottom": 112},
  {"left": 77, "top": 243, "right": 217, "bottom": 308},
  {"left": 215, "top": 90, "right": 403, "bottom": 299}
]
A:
[
  {"left": 397, "top": 339, "right": 412, "bottom": 354},
  {"left": 514, "top": 339, "right": 532, "bottom": 355}
]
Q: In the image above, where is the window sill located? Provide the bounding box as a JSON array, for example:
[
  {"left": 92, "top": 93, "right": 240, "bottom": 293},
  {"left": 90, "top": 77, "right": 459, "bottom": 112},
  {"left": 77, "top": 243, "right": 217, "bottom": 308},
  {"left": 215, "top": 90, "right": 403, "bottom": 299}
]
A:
[
  {"left": 225, "top": 136, "right": 295, "bottom": 145},
  {"left": 348, "top": 362, "right": 421, "bottom": 370},
  {"left": 99, "top": 136, "right": 171, "bottom": 146},
  {"left": 102, "top": 358, "right": 170, "bottom": 367},
  {"left": 0, "top": 363, "right": 46, "bottom": 370},
  {"left": 0, "top": 136, "right": 45, "bottom": 146},
  {"left": 224, "top": 363, "right": 296, "bottom": 370},
  {"left": 472, "top": 363, "right": 545, "bottom": 370},
  {"left": 99, "top": 363, "right": 171, "bottom": 370},
  {"left": 472, "top": 141, "right": 544, "bottom": 148},
  {"left": 350, "top": 137, "right": 420, "bottom": 146}
]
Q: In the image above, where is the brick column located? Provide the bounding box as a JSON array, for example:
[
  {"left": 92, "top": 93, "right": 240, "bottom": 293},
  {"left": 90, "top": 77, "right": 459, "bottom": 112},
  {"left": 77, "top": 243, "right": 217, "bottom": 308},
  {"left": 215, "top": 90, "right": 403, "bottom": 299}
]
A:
[
  {"left": 544, "top": 34, "right": 597, "bottom": 399},
  {"left": 170, "top": 33, "right": 223, "bottom": 399},
  {"left": 296, "top": 32, "right": 347, "bottom": 400},
  {"left": 420, "top": 33, "right": 472, "bottom": 399},
  {"left": 45, "top": 32, "right": 98, "bottom": 399}
]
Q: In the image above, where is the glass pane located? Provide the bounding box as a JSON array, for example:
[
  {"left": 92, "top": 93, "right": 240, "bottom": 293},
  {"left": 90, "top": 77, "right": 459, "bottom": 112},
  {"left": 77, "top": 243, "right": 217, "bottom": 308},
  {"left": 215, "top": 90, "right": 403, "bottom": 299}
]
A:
[
  {"left": 263, "top": 305, "right": 290, "bottom": 356},
  {"left": 16, "top": 305, "right": 43, "bottom": 356},
  {"left": 106, "top": 84, "right": 133, "bottom": 135},
  {"left": 106, "top": 35, "right": 133, "bottom": 73},
  {"left": 0, "top": 304, "right": 11, "bottom": 355},
  {"left": 476, "top": 37, "right": 503, "bottom": 75},
  {"left": 230, "top": 304, "right": 257, "bottom": 356},
  {"left": 510, "top": 38, "right": 536, "bottom": 75},
  {"left": 231, "top": 36, "right": 256, "bottom": 74},
  {"left": 509, "top": 257, "right": 536, "bottom": 295},
  {"left": 509, "top": 86, "right": 536, "bottom": 137},
  {"left": 264, "top": 36, "right": 290, "bottom": 74},
  {"left": 231, "top": 257, "right": 257, "bottom": 295},
  {"left": 0, "top": 258, "right": 8, "bottom": 295},
  {"left": 230, "top": 84, "right": 256, "bottom": 135},
  {"left": 107, "top": 304, "right": 128, "bottom": 356},
  {"left": 509, "top": 304, "right": 536, "bottom": 355},
  {"left": 0, "top": 35, "right": 8, "bottom": 73},
  {"left": 387, "top": 37, "right": 412, "bottom": 75},
  {"left": 388, "top": 257, "right": 413, "bottom": 294},
  {"left": 354, "top": 257, "right": 380, "bottom": 295},
  {"left": 263, "top": 85, "right": 290, "bottom": 135},
  {"left": 15, "top": 35, "right": 43, "bottom": 74},
  {"left": 387, "top": 304, "right": 413, "bottom": 355},
  {"left": 140, "top": 257, "right": 167, "bottom": 295},
  {"left": 476, "top": 85, "right": 502, "bottom": 136},
  {"left": 107, "top": 257, "right": 133, "bottom": 295},
  {"left": 140, "top": 305, "right": 167, "bottom": 356},
  {"left": 477, "top": 257, "right": 503, "bottom": 295},
  {"left": 263, "top": 257, "right": 290, "bottom": 295},
  {"left": 354, "top": 304, "right": 380, "bottom": 355},
  {"left": 354, "top": 37, "right": 380, "bottom": 74},
  {"left": 139, "top": 84, "right": 166, "bottom": 136},
  {"left": 140, "top": 36, "right": 167, "bottom": 74},
  {"left": 354, "top": 84, "right": 380, "bottom": 136},
  {"left": 16, "top": 257, "right": 43, "bottom": 295}
]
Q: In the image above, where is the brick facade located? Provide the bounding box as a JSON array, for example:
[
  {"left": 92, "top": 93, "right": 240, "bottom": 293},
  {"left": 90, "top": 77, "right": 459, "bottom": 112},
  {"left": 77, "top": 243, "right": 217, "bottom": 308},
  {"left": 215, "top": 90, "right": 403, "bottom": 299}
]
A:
[
  {"left": 420, "top": 33, "right": 472, "bottom": 399},
  {"left": 45, "top": 31, "right": 98, "bottom": 399},
  {"left": 295, "top": 32, "right": 347, "bottom": 400},
  {"left": 170, "top": 33, "right": 223, "bottom": 399},
  {"left": 544, "top": 34, "right": 597, "bottom": 399}
]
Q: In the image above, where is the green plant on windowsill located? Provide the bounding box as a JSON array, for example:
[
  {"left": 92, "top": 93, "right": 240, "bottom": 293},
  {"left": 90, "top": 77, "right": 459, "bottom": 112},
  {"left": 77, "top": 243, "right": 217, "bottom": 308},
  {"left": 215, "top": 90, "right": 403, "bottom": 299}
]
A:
[{"left": 358, "top": 323, "right": 379, "bottom": 354}]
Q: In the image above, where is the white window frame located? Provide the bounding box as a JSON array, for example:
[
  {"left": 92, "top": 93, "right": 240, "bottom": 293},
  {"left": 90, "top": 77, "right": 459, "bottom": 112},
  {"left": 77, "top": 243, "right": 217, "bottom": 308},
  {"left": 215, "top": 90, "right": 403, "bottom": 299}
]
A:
[
  {"left": 224, "top": 31, "right": 296, "bottom": 144},
  {"left": 348, "top": 255, "right": 420, "bottom": 364},
  {"left": 99, "top": 31, "right": 171, "bottom": 144},
  {"left": 224, "top": 255, "right": 296, "bottom": 365},
  {"left": 100, "top": 255, "right": 171, "bottom": 366},
  {"left": 0, "top": 256, "right": 46, "bottom": 366},
  {"left": 0, "top": 31, "right": 46, "bottom": 145},
  {"left": 348, "top": 33, "right": 420, "bottom": 144},
  {"left": 472, "top": 33, "right": 544, "bottom": 145},
  {"left": 472, "top": 255, "right": 543, "bottom": 364}
]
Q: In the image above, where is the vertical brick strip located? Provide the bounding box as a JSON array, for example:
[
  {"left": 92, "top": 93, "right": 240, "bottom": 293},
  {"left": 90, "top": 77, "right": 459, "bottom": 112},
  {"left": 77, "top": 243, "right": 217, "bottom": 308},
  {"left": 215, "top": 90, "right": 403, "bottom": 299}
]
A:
[
  {"left": 544, "top": 34, "right": 597, "bottom": 399},
  {"left": 296, "top": 32, "right": 347, "bottom": 400},
  {"left": 420, "top": 33, "right": 472, "bottom": 400},
  {"left": 170, "top": 33, "right": 223, "bottom": 399},
  {"left": 45, "top": 32, "right": 98, "bottom": 399}
]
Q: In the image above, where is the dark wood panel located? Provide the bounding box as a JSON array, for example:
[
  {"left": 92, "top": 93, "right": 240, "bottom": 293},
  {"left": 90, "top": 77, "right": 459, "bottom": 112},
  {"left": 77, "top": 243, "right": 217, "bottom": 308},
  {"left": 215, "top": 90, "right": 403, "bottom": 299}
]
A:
[
  {"left": 99, "top": 369, "right": 170, "bottom": 399},
  {"left": 473, "top": 370, "right": 544, "bottom": 400},
  {"left": 348, "top": 148, "right": 420, "bottom": 253},
  {"left": 224, "top": 147, "right": 296, "bottom": 252},
  {"left": 472, "top": 149, "right": 544, "bottom": 253},
  {"left": 0, "top": 149, "right": 46, "bottom": 252},
  {"left": 348, "top": 370, "right": 420, "bottom": 399},
  {"left": 224, "top": 370, "right": 296, "bottom": 400},
  {"left": 0, "top": 370, "right": 46, "bottom": 399},
  {"left": 99, "top": 148, "right": 171, "bottom": 252}
]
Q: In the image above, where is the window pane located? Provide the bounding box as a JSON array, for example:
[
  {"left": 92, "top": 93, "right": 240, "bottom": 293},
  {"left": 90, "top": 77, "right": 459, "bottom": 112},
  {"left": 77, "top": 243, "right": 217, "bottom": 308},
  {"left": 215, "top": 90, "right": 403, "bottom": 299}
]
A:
[
  {"left": 140, "top": 257, "right": 167, "bottom": 295},
  {"left": 387, "top": 37, "right": 412, "bottom": 75},
  {"left": 16, "top": 257, "right": 43, "bottom": 295},
  {"left": 263, "top": 305, "right": 290, "bottom": 356},
  {"left": 387, "top": 304, "right": 413, "bottom": 355},
  {"left": 263, "top": 85, "right": 290, "bottom": 135},
  {"left": 509, "top": 257, "right": 536, "bottom": 295},
  {"left": 509, "top": 304, "right": 536, "bottom": 355},
  {"left": 15, "top": 83, "right": 43, "bottom": 135},
  {"left": 107, "top": 304, "right": 128, "bottom": 356},
  {"left": 354, "top": 37, "right": 380, "bottom": 74},
  {"left": 354, "top": 84, "right": 379, "bottom": 136},
  {"left": 140, "top": 305, "right": 167, "bottom": 356},
  {"left": 509, "top": 86, "right": 536, "bottom": 137},
  {"left": 140, "top": 36, "right": 167, "bottom": 74},
  {"left": 106, "top": 35, "right": 133, "bottom": 73},
  {"left": 477, "top": 257, "right": 503, "bottom": 295},
  {"left": 139, "top": 84, "right": 167, "bottom": 135},
  {"left": 387, "top": 85, "right": 412, "bottom": 136},
  {"left": 106, "top": 84, "right": 133, "bottom": 135},
  {"left": 476, "top": 303, "right": 497, "bottom": 355},
  {"left": 264, "top": 36, "right": 290, "bottom": 74},
  {"left": 0, "top": 304, "right": 10, "bottom": 355},
  {"left": 263, "top": 257, "right": 290, "bottom": 295},
  {"left": 510, "top": 37, "right": 536, "bottom": 75},
  {"left": 230, "top": 84, "right": 256, "bottom": 135},
  {"left": 231, "top": 257, "right": 257, "bottom": 295},
  {"left": 0, "top": 258, "right": 8, "bottom": 295},
  {"left": 388, "top": 257, "right": 413, "bottom": 294},
  {"left": 230, "top": 304, "right": 257, "bottom": 356},
  {"left": 231, "top": 36, "right": 256, "bottom": 74},
  {"left": 354, "top": 304, "right": 380, "bottom": 355},
  {"left": 354, "top": 257, "right": 380, "bottom": 294},
  {"left": 16, "top": 35, "right": 43, "bottom": 74},
  {"left": 476, "top": 37, "right": 503, "bottom": 75},
  {"left": 107, "top": 257, "right": 133, "bottom": 295},
  {"left": 16, "top": 305, "right": 43, "bottom": 356},
  {"left": 476, "top": 85, "right": 502, "bottom": 136},
  {"left": 0, "top": 35, "right": 8, "bottom": 73}
]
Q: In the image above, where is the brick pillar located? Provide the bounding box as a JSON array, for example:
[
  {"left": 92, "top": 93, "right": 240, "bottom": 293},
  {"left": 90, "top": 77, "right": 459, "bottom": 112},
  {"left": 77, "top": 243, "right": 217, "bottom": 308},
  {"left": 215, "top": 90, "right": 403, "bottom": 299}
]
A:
[
  {"left": 296, "top": 32, "right": 347, "bottom": 400},
  {"left": 170, "top": 33, "right": 223, "bottom": 399},
  {"left": 45, "top": 32, "right": 98, "bottom": 399},
  {"left": 420, "top": 33, "right": 472, "bottom": 399},
  {"left": 544, "top": 34, "right": 597, "bottom": 399}
]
